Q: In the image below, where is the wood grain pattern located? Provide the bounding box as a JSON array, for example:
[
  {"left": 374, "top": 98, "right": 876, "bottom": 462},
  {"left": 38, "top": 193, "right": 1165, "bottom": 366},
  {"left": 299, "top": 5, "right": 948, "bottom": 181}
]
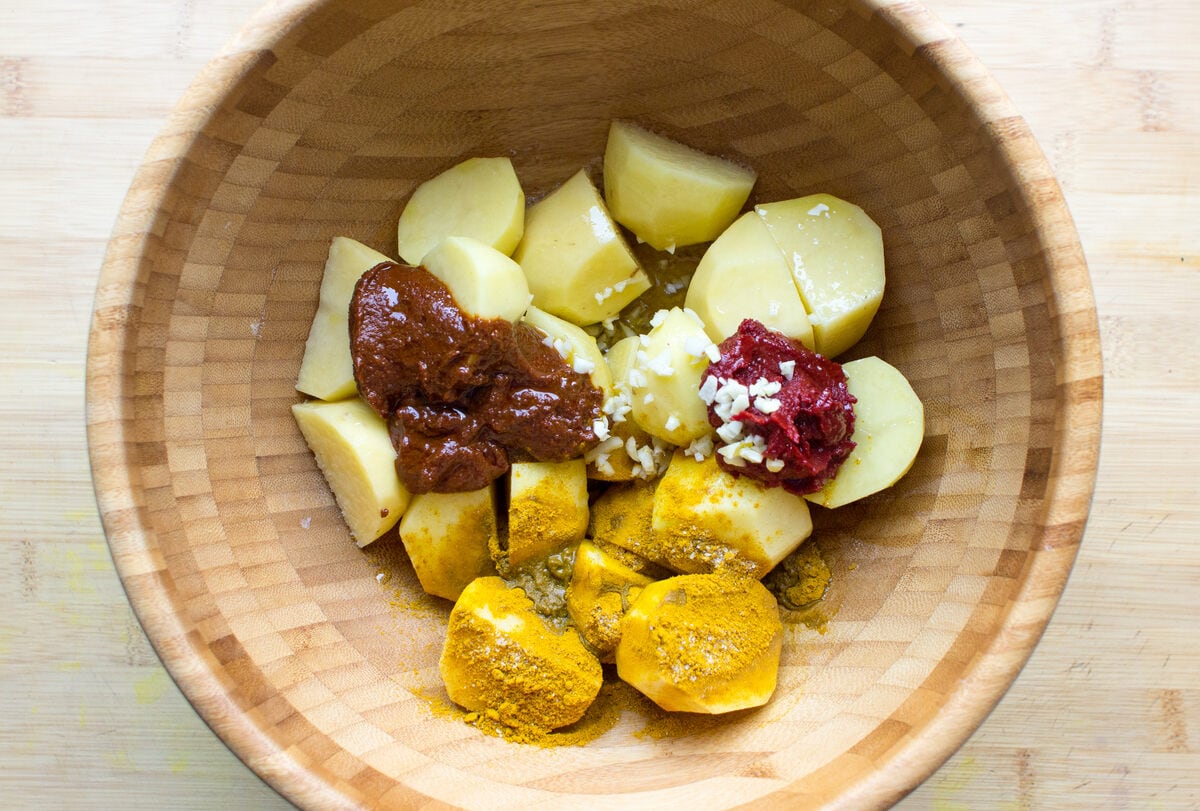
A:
[
  {"left": 79, "top": 0, "right": 1099, "bottom": 806},
  {"left": 12, "top": 0, "right": 1199, "bottom": 808},
  {"left": 80, "top": 1, "right": 1100, "bottom": 807}
]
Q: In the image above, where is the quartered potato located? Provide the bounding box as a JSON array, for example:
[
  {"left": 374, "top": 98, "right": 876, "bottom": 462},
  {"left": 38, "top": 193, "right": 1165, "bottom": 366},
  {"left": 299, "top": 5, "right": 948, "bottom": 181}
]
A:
[
  {"left": 396, "top": 156, "right": 524, "bottom": 265},
  {"left": 399, "top": 485, "right": 499, "bottom": 601},
  {"left": 586, "top": 335, "right": 660, "bottom": 482},
  {"left": 440, "top": 577, "right": 602, "bottom": 731},
  {"left": 603, "top": 120, "right": 756, "bottom": 252},
  {"left": 291, "top": 398, "right": 411, "bottom": 546},
  {"left": 625, "top": 307, "right": 715, "bottom": 445},
  {"left": 806, "top": 356, "right": 925, "bottom": 509},
  {"left": 565, "top": 540, "right": 652, "bottom": 659},
  {"left": 522, "top": 306, "right": 613, "bottom": 396},
  {"left": 652, "top": 451, "right": 812, "bottom": 578},
  {"left": 616, "top": 573, "right": 783, "bottom": 714},
  {"left": 755, "top": 193, "right": 885, "bottom": 358},
  {"left": 296, "top": 236, "right": 393, "bottom": 401},
  {"left": 514, "top": 169, "right": 650, "bottom": 326},
  {"left": 506, "top": 459, "right": 589, "bottom": 567},
  {"left": 685, "top": 211, "right": 814, "bottom": 348},
  {"left": 421, "top": 236, "right": 531, "bottom": 322}
]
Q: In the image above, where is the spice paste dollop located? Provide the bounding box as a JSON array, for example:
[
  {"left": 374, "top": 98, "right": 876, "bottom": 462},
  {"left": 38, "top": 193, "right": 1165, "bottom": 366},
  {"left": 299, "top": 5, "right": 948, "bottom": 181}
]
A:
[
  {"left": 350, "top": 262, "right": 603, "bottom": 494},
  {"left": 701, "top": 319, "right": 856, "bottom": 494}
]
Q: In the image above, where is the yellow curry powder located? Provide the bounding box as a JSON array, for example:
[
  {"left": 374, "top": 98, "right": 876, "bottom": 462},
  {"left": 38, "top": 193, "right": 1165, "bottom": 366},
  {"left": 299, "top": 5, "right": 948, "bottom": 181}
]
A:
[
  {"left": 764, "top": 542, "right": 832, "bottom": 610},
  {"left": 617, "top": 573, "right": 783, "bottom": 713},
  {"left": 649, "top": 461, "right": 765, "bottom": 579},
  {"left": 588, "top": 479, "right": 658, "bottom": 558},
  {"left": 439, "top": 577, "right": 602, "bottom": 736},
  {"left": 505, "top": 464, "right": 588, "bottom": 567}
]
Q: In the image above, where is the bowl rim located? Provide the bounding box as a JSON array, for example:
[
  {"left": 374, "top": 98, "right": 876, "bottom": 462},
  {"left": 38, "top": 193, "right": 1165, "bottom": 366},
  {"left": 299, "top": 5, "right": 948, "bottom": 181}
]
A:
[{"left": 85, "top": 0, "right": 1103, "bottom": 808}]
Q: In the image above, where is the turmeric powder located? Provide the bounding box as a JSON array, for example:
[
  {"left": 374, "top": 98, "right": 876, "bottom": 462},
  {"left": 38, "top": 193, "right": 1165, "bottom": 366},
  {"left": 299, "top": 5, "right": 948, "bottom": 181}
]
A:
[
  {"left": 765, "top": 542, "right": 831, "bottom": 610},
  {"left": 439, "top": 577, "right": 603, "bottom": 736},
  {"left": 615, "top": 573, "right": 784, "bottom": 714}
]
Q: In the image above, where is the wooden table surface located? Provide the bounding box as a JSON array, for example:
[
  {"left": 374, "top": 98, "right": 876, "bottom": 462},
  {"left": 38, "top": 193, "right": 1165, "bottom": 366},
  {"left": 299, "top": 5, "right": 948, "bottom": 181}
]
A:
[{"left": 2, "top": 0, "right": 1196, "bottom": 807}]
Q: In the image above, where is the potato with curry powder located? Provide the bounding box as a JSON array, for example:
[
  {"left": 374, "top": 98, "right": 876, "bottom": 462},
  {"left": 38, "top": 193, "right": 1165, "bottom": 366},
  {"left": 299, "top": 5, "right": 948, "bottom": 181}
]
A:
[
  {"left": 440, "top": 576, "right": 603, "bottom": 733},
  {"left": 505, "top": 459, "right": 589, "bottom": 567},
  {"left": 616, "top": 573, "right": 783, "bottom": 714},
  {"left": 398, "top": 484, "right": 498, "bottom": 601},
  {"left": 651, "top": 451, "right": 813, "bottom": 578},
  {"left": 565, "top": 541, "right": 653, "bottom": 660},
  {"left": 587, "top": 479, "right": 664, "bottom": 566}
]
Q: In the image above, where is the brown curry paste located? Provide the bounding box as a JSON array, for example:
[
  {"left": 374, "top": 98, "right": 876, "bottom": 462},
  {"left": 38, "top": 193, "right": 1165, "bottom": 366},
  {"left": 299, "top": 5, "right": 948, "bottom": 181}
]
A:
[{"left": 349, "top": 262, "right": 603, "bottom": 494}]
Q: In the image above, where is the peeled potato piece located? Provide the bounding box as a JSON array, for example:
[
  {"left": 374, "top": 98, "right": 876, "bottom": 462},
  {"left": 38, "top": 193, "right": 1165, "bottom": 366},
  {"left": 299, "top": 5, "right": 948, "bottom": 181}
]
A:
[
  {"left": 754, "top": 193, "right": 885, "bottom": 358},
  {"left": 588, "top": 479, "right": 662, "bottom": 564},
  {"left": 399, "top": 485, "right": 498, "bottom": 601},
  {"left": 616, "top": 574, "right": 783, "bottom": 714},
  {"left": 652, "top": 452, "right": 812, "bottom": 578},
  {"left": 603, "top": 120, "right": 756, "bottom": 252},
  {"left": 586, "top": 335, "right": 661, "bottom": 481},
  {"left": 422, "top": 236, "right": 531, "bottom": 322},
  {"left": 514, "top": 169, "right": 650, "bottom": 325},
  {"left": 296, "top": 237, "right": 393, "bottom": 401},
  {"left": 565, "top": 540, "right": 652, "bottom": 659},
  {"left": 806, "top": 356, "right": 924, "bottom": 509},
  {"left": 396, "top": 156, "right": 524, "bottom": 265},
  {"left": 506, "top": 459, "right": 589, "bottom": 567},
  {"left": 522, "top": 306, "right": 613, "bottom": 396},
  {"left": 440, "top": 577, "right": 603, "bottom": 732},
  {"left": 626, "top": 307, "right": 715, "bottom": 445},
  {"left": 685, "top": 211, "right": 814, "bottom": 348},
  {"left": 291, "top": 398, "right": 410, "bottom": 546}
]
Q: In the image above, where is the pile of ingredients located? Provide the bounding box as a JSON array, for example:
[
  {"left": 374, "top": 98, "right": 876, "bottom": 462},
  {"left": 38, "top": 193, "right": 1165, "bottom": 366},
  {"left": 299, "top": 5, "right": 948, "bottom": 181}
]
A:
[{"left": 291, "top": 121, "right": 925, "bottom": 742}]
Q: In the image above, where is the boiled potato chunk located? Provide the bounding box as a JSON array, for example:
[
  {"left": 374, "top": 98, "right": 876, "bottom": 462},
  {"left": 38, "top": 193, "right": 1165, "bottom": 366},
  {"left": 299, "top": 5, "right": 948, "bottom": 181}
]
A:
[
  {"left": 806, "top": 356, "right": 924, "bottom": 509},
  {"left": 440, "top": 577, "right": 603, "bottom": 731},
  {"left": 603, "top": 120, "right": 756, "bottom": 252},
  {"left": 296, "top": 237, "right": 393, "bottom": 401},
  {"left": 421, "top": 236, "right": 531, "bottom": 322},
  {"left": 616, "top": 574, "right": 783, "bottom": 714},
  {"left": 291, "top": 398, "right": 410, "bottom": 546},
  {"left": 588, "top": 479, "right": 664, "bottom": 565},
  {"left": 396, "top": 156, "right": 524, "bottom": 265},
  {"left": 652, "top": 452, "right": 812, "bottom": 578},
  {"left": 513, "top": 169, "right": 650, "bottom": 326},
  {"left": 626, "top": 307, "right": 715, "bottom": 445},
  {"left": 522, "top": 306, "right": 613, "bottom": 395},
  {"left": 685, "top": 212, "right": 815, "bottom": 349},
  {"left": 506, "top": 459, "right": 588, "bottom": 567},
  {"left": 399, "top": 485, "right": 498, "bottom": 601},
  {"left": 565, "top": 540, "right": 652, "bottom": 659},
  {"left": 755, "top": 193, "right": 885, "bottom": 358},
  {"left": 586, "top": 336, "right": 658, "bottom": 481}
]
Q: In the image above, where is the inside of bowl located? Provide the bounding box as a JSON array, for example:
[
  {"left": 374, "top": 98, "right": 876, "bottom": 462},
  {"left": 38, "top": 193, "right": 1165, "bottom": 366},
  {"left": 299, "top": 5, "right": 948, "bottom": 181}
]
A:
[{"left": 90, "top": 0, "right": 1097, "bottom": 807}]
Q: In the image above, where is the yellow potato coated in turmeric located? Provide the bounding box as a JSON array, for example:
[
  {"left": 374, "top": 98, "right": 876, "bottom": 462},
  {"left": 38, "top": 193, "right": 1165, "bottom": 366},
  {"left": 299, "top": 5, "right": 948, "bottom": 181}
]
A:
[
  {"left": 440, "top": 577, "right": 603, "bottom": 733},
  {"left": 616, "top": 573, "right": 783, "bottom": 714},
  {"left": 565, "top": 541, "right": 653, "bottom": 659},
  {"left": 399, "top": 485, "right": 498, "bottom": 601}
]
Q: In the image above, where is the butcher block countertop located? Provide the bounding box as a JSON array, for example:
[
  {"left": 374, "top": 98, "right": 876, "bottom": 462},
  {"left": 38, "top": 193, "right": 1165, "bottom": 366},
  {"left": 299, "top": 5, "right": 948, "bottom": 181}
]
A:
[{"left": 1, "top": 0, "right": 1196, "bottom": 807}]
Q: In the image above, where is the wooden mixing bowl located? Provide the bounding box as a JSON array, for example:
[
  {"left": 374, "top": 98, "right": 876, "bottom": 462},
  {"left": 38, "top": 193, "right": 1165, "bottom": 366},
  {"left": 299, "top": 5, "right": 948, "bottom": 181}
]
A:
[{"left": 86, "top": 0, "right": 1102, "bottom": 807}]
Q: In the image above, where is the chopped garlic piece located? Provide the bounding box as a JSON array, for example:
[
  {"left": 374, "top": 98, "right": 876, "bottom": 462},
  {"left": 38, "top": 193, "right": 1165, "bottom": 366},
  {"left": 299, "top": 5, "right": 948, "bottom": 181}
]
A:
[
  {"left": 754, "top": 396, "right": 781, "bottom": 414},
  {"left": 716, "top": 420, "right": 744, "bottom": 443},
  {"left": 684, "top": 434, "right": 714, "bottom": 461}
]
